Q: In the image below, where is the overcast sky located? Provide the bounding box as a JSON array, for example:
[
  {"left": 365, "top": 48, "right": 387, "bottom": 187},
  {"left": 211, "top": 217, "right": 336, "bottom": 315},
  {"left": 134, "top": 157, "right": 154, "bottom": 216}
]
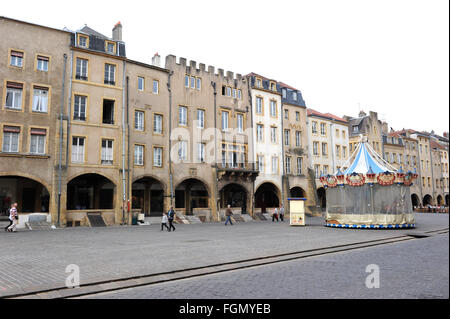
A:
[{"left": 4, "top": 0, "right": 449, "bottom": 135}]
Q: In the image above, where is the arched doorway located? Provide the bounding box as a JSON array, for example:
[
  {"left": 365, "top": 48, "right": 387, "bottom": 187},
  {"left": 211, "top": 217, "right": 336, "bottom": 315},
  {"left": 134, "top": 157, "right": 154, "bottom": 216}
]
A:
[
  {"left": 175, "top": 179, "right": 209, "bottom": 215},
  {"left": 290, "top": 186, "right": 305, "bottom": 198},
  {"left": 255, "top": 182, "right": 280, "bottom": 214},
  {"left": 220, "top": 183, "right": 248, "bottom": 214},
  {"left": 132, "top": 177, "right": 165, "bottom": 217},
  {"left": 317, "top": 187, "right": 326, "bottom": 210},
  {"left": 411, "top": 194, "right": 420, "bottom": 208},
  {"left": 67, "top": 174, "right": 115, "bottom": 210},
  {"left": 423, "top": 194, "right": 432, "bottom": 206},
  {"left": 0, "top": 175, "right": 50, "bottom": 217},
  {"left": 437, "top": 195, "right": 443, "bottom": 206}
]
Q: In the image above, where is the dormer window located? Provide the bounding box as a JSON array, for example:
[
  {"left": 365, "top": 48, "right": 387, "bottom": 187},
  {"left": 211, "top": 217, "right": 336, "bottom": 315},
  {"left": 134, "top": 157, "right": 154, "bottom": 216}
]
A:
[
  {"left": 292, "top": 91, "right": 297, "bottom": 101},
  {"left": 105, "top": 41, "right": 116, "bottom": 54},
  {"left": 256, "top": 78, "right": 262, "bottom": 88},
  {"left": 282, "top": 89, "right": 286, "bottom": 98},
  {"left": 78, "top": 35, "right": 89, "bottom": 48},
  {"left": 270, "top": 81, "right": 276, "bottom": 91}
]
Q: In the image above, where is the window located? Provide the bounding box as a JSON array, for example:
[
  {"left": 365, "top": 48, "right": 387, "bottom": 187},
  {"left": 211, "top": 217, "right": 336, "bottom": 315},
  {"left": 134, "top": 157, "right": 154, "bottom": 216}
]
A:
[
  {"left": 284, "top": 109, "right": 289, "bottom": 120},
  {"left": 71, "top": 137, "right": 85, "bottom": 163},
  {"left": 196, "top": 78, "right": 201, "bottom": 90},
  {"left": 104, "top": 64, "right": 115, "bottom": 85},
  {"left": 101, "top": 139, "right": 114, "bottom": 165},
  {"left": 2, "top": 126, "right": 20, "bottom": 153},
  {"left": 292, "top": 91, "right": 297, "bottom": 101},
  {"left": 257, "top": 124, "right": 264, "bottom": 142},
  {"left": 271, "top": 127, "right": 277, "bottom": 143},
  {"left": 257, "top": 155, "right": 264, "bottom": 172},
  {"left": 336, "top": 145, "right": 341, "bottom": 159},
  {"left": 227, "top": 87, "right": 231, "bottom": 97},
  {"left": 78, "top": 35, "right": 88, "bottom": 48},
  {"left": 284, "top": 129, "right": 290, "bottom": 146},
  {"left": 237, "top": 113, "right": 244, "bottom": 133},
  {"left": 335, "top": 129, "right": 340, "bottom": 138},
  {"left": 342, "top": 130, "right": 346, "bottom": 138},
  {"left": 270, "top": 82, "right": 276, "bottom": 91},
  {"left": 185, "top": 75, "right": 189, "bottom": 88},
  {"left": 106, "top": 41, "right": 115, "bottom": 54},
  {"left": 256, "top": 97, "right": 263, "bottom": 114},
  {"left": 296, "top": 112, "right": 300, "bottom": 121},
  {"left": 134, "top": 145, "right": 144, "bottom": 166},
  {"left": 154, "top": 147, "right": 163, "bottom": 167},
  {"left": 256, "top": 78, "right": 262, "bottom": 87},
  {"left": 314, "top": 164, "right": 320, "bottom": 178},
  {"left": 178, "top": 141, "right": 187, "bottom": 161},
  {"left": 295, "top": 131, "right": 301, "bottom": 147},
  {"left": 153, "top": 114, "right": 163, "bottom": 134},
  {"left": 320, "top": 123, "right": 326, "bottom": 135},
  {"left": 10, "top": 50, "right": 23, "bottom": 67},
  {"left": 197, "top": 109, "right": 205, "bottom": 129},
  {"left": 75, "top": 58, "right": 88, "bottom": 80},
  {"left": 323, "top": 165, "right": 329, "bottom": 175},
  {"left": 135, "top": 111, "right": 144, "bottom": 131},
  {"left": 282, "top": 89, "right": 286, "bottom": 98},
  {"left": 37, "top": 55, "right": 49, "bottom": 71},
  {"left": 32, "top": 86, "right": 49, "bottom": 113},
  {"left": 152, "top": 80, "right": 159, "bottom": 94},
  {"left": 233, "top": 88, "right": 237, "bottom": 99},
  {"left": 238, "top": 89, "right": 242, "bottom": 99},
  {"left": 221, "top": 110, "right": 229, "bottom": 131},
  {"left": 270, "top": 100, "right": 277, "bottom": 117},
  {"left": 313, "top": 142, "right": 319, "bottom": 156},
  {"left": 198, "top": 143, "right": 205, "bottom": 162},
  {"left": 138, "top": 77, "right": 144, "bottom": 91},
  {"left": 102, "top": 99, "right": 115, "bottom": 124},
  {"left": 352, "top": 126, "right": 359, "bottom": 133},
  {"left": 285, "top": 156, "right": 291, "bottom": 174},
  {"left": 30, "top": 128, "right": 46, "bottom": 154},
  {"left": 343, "top": 146, "right": 347, "bottom": 158},
  {"left": 190, "top": 76, "right": 195, "bottom": 89},
  {"left": 5, "top": 82, "right": 23, "bottom": 110},
  {"left": 73, "top": 95, "right": 87, "bottom": 121},
  {"left": 179, "top": 106, "right": 187, "bottom": 126},
  {"left": 322, "top": 143, "right": 328, "bottom": 156},
  {"left": 271, "top": 157, "right": 278, "bottom": 174},
  {"left": 297, "top": 157, "right": 303, "bottom": 175},
  {"left": 312, "top": 121, "right": 317, "bottom": 134}
]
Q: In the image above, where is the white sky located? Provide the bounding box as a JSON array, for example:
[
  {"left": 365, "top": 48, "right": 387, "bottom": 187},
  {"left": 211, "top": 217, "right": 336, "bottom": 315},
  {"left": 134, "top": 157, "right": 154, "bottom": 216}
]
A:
[{"left": 4, "top": 0, "right": 449, "bottom": 135}]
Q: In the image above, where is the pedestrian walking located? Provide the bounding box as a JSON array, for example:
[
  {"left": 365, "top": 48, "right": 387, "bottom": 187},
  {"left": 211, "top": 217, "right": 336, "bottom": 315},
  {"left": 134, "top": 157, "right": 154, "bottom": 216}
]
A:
[
  {"left": 161, "top": 212, "right": 170, "bottom": 231},
  {"left": 5, "top": 202, "right": 18, "bottom": 232},
  {"left": 225, "top": 205, "right": 233, "bottom": 226},
  {"left": 279, "top": 204, "right": 285, "bottom": 222},
  {"left": 167, "top": 206, "right": 176, "bottom": 232},
  {"left": 272, "top": 207, "right": 279, "bottom": 222}
]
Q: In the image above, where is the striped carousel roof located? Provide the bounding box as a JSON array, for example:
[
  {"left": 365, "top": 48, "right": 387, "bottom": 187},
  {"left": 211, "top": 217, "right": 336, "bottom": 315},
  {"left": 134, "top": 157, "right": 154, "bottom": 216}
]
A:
[{"left": 343, "top": 142, "right": 395, "bottom": 175}]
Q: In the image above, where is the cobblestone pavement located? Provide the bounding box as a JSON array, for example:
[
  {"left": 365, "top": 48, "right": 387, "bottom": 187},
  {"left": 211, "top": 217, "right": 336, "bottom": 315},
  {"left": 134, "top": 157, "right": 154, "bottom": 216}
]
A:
[
  {"left": 0, "top": 213, "right": 447, "bottom": 297},
  {"left": 83, "top": 233, "right": 449, "bottom": 299}
]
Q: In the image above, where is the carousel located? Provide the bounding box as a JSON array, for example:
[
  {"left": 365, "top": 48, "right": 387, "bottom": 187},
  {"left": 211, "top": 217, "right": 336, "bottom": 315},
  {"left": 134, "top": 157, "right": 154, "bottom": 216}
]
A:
[{"left": 321, "top": 137, "right": 417, "bottom": 229}]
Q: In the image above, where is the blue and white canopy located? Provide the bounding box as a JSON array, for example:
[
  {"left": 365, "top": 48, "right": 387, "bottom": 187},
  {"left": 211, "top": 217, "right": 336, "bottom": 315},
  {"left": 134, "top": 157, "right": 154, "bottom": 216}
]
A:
[{"left": 342, "top": 141, "right": 395, "bottom": 175}]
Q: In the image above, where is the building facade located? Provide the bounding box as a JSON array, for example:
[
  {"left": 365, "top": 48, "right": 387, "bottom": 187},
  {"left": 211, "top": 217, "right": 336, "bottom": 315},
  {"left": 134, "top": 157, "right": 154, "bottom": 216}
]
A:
[{"left": 307, "top": 109, "right": 349, "bottom": 210}]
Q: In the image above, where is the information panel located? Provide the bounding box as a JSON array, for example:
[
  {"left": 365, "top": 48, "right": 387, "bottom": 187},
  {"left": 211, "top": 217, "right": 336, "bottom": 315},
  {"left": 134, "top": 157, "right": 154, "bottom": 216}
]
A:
[{"left": 288, "top": 198, "right": 306, "bottom": 226}]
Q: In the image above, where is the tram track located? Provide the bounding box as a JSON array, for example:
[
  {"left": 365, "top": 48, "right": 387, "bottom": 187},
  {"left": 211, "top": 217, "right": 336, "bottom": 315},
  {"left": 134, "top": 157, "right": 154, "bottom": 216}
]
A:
[{"left": 6, "top": 227, "right": 448, "bottom": 299}]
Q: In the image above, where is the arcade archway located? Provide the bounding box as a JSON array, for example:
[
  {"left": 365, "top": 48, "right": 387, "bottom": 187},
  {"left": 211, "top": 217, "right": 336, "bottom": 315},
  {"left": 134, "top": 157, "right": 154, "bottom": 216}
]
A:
[
  {"left": 219, "top": 183, "right": 248, "bottom": 214},
  {"left": 0, "top": 175, "right": 50, "bottom": 217},
  {"left": 175, "top": 178, "right": 209, "bottom": 215},
  {"left": 255, "top": 182, "right": 280, "bottom": 214},
  {"left": 422, "top": 194, "right": 432, "bottom": 206},
  {"left": 67, "top": 173, "right": 115, "bottom": 210},
  {"left": 437, "top": 195, "right": 443, "bottom": 206},
  {"left": 132, "top": 177, "right": 165, "bottom": 216},
  {"left": 411, "top": 193, "right": 420, "bottom": 208},
  {"left": 290, "top": 186, "right": 305, "bottom": 198},
  {"left": 317, "top": 187, "right": 326, "bottom": 210}
]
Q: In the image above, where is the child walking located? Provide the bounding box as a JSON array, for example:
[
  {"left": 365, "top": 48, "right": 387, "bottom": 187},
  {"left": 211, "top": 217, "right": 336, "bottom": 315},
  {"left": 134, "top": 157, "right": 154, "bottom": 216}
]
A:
[{"left": 161, "top": 213, "right": 169, "bottom": 231}]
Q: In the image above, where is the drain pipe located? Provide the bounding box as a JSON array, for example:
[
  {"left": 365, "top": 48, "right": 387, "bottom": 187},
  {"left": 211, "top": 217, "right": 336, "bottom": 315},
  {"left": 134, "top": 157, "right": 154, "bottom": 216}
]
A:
[
  {"left": 121, "top": 60, "right": 127, "bottom": 225},
  {"left": 126, "top": 75, "right": 130, "bottom": 206},
  {"left": 167, "top": 71, "right": 174, "bottom": 205},
  {"left": 211, "top": 81, "right": 219, "bottom": 220},
  {"left": 66, "top": 50, "right": 74, "bottom": 166},
  {"left": 57, "top": 53, "right": 68, "bottom": 227}
]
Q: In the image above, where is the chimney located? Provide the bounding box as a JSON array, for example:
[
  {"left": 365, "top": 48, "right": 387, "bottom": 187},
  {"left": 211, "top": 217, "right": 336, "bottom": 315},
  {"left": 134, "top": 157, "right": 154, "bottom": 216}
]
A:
[
  {"left": 112, "top": 21, "right": 122, "bottom": 41},
  {"left": 358, "top": 110, "right": 366, "bottom": 117},
  {"left": 152, "top": 52, "right": 161, "bottom": 67}
]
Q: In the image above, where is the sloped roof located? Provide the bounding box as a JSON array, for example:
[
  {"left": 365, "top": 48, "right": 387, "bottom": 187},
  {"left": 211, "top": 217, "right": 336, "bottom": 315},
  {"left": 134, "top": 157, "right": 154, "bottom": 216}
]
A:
[
  {"left": 307, "top": 108, "right": 347, "bottom": 123},
  {"left": 279, "top": 82, "right": 300, "bottom": 91},
  {"left": 344, "top": 142, "right": 395, "bottom": 175},
  {"left": 79, "top": 25, "right": 109, "bottom": 39}
]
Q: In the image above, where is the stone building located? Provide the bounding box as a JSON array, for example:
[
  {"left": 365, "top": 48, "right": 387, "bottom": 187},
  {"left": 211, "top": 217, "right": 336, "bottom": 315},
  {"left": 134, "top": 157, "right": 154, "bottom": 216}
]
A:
[
  {"left": 246, "top": 73, "right": 283, "bottom": 215},
  {"left": 344, "top": 110, "right": 383, "bottom": 155},
  {"left": 307, "top": 109, "right": 349, "bottom": 210},
  {"left": 279, "top": 82, "right": 316, "bottom": 213},
  {"left": 0, "top": 16, "right": 71, "bottom": 226}
]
